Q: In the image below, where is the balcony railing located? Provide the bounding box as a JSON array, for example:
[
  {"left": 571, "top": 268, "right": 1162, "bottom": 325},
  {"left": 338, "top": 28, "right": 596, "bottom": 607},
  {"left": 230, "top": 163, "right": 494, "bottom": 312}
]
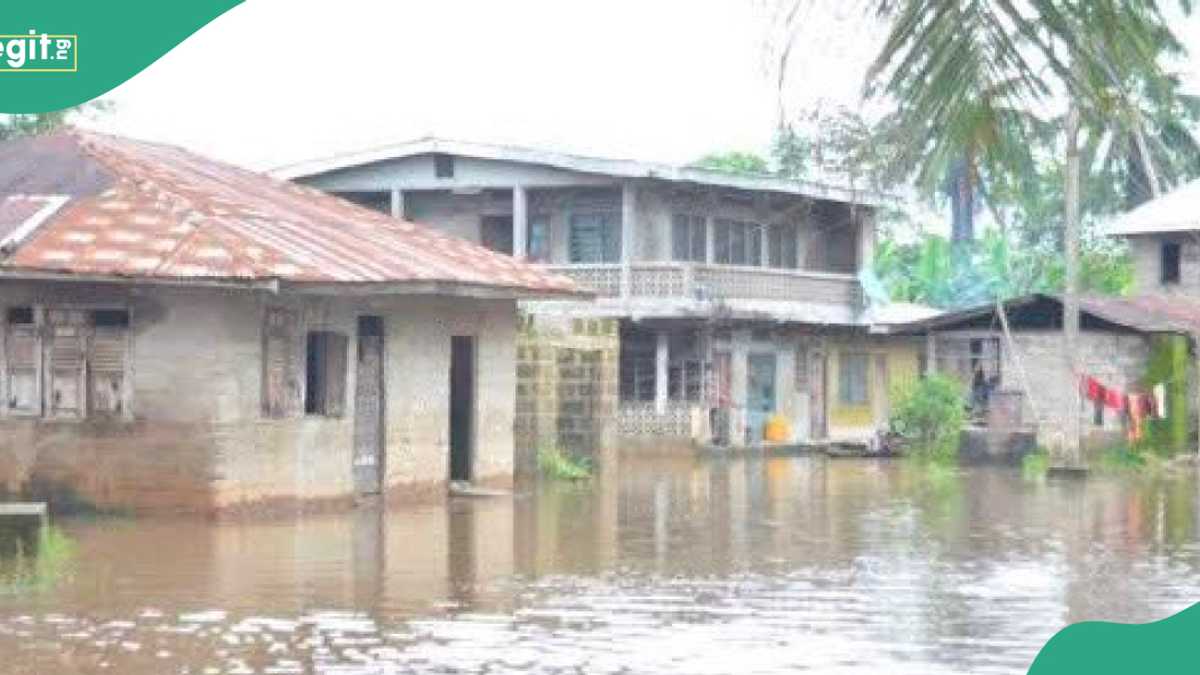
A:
[{"left": 543, "top": 262, "right": 861, "bottom": 307}]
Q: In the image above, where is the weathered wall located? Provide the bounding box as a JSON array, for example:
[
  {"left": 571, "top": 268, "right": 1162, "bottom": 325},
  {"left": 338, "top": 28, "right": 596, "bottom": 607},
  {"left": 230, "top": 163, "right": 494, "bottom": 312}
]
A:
[
  {"left": 1129, "top": 234, "right": 1200, "bottom": 295},
  {"left": 935, "top": 329, "right": 1153, "bottom": 452},
  {"left": 823, "top": 335, "right": 923, "bottom": 442},
  {"left": 0, "top": 281, "right": 518, "bottom": 513},
  {"left": 515, "top": 313, "right": 619, "bottom": 476}
]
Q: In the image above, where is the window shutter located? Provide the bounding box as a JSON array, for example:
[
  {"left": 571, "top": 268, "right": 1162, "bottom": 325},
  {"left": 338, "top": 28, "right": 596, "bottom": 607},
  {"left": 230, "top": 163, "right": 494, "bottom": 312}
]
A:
[
  {"left": 90, "top": 326, "right": 128, "bottom": 415},
  {"left": 44, "top": 312, "right": 87, "bottom": 419},
  {"left": 324, "top": 333, "right": 348, "bottom": 417},
  {"left": 6, "top": 323, "right": 40, "bottom": 415},
  {"left": 263, "top": 308, "right": 300, "bottom": 418}
]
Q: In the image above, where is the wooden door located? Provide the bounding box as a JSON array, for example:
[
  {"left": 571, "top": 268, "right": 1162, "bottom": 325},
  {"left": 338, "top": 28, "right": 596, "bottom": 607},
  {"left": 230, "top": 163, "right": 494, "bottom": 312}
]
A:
[
  {"left": 449, "top": 336, "right": 476, "bottom": 483},
  {"left": 810, "top": 352, "right": 828, "bottom": 439},
  {"left": 353, "top": 316, "right": 385, "bottom": 494}
]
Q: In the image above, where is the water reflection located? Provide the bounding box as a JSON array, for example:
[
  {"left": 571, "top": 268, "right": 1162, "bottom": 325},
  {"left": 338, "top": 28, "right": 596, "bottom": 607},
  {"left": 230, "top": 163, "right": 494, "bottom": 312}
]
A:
[{"left": 1, "top": 456, "right": 1199, "bottom": 673}]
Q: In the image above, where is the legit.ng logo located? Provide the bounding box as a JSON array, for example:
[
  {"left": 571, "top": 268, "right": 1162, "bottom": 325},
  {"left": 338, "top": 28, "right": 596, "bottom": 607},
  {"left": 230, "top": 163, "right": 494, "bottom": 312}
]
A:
[{"left": 0, "top": 30, "right": 77, "bottom": 72}]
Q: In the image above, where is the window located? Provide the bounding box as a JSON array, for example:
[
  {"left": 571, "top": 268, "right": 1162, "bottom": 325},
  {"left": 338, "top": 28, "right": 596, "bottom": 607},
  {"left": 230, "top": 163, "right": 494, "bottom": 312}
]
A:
[
  {"left": 332, "top": 191, "right": 390, "bottom": 215},
  {"left": 527, "top": 215, "right": 551, "bottom": 262},
  {"left": 713, "top": 219, "right": 763, "bottom": 266},
  {"left": 1162, "top": 241, "right": 1182, "bottom": 285},
  {"left": 569, "top": 212, "right": 621, "bottom": 263},
  {"left": 434, "top": 153, "right": 455, "bottom": 178},
  {"left": 619, "top": 325, "right": 656, "bottom": 402},
  {"left": 768, "top": 223, "right": 799, "bottom": 269},
  {"left": 304, "top": 331, "right": 348, "bottom": 417},
  {"left": 89, "top": 310, "right": 130, "bottom": 416},
  {"left": 672, "top": 214, "right": 707, "bottom": 262},
  {"left": 667, "top": 332, "right": 704, "bottom": 402},
  {"left": 5, "top": 307, "right": 38, "bottom": 415},
  {"left": 838, "top": 352, "right": 869, "bottom": 406},
  {"left": 4, "top": 306, "right": 130, "bottom": 419}
]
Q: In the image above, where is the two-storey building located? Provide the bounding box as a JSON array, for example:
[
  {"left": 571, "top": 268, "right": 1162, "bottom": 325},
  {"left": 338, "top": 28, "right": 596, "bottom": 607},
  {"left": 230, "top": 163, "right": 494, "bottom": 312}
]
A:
[{"left": 278, "top": 138, "right": 933, "bottom": 452}]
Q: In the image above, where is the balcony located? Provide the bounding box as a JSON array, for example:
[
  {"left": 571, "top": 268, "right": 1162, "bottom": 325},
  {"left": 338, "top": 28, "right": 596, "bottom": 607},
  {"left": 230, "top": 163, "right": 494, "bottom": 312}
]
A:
[{"left": 542, "top": 262, "right": 862, "bottom": 307}]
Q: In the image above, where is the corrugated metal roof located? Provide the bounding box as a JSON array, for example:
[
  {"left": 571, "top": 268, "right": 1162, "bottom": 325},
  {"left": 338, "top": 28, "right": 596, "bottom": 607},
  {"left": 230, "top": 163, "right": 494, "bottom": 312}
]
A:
[
  {"left": 1106, "top": 178, "right": 1200, "bottom": 236},
  {"left": 891, "top": 292, "right": 1200, "bottom": 337},
  {"left": 272, "top": 136, "right": 893, "bottom": 208},
  {"left": 0, "top": 131, "right": 580, "bottom": 297}
]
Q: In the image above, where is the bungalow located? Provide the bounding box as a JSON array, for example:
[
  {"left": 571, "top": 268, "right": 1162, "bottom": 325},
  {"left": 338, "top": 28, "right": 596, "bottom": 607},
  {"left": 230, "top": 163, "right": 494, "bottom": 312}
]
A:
[
  {"left": 0, "top": 131, "right": 578, "bottom": 514},
  {"left": 890, "top": 293, "right": 1200, "bottom": 459}
]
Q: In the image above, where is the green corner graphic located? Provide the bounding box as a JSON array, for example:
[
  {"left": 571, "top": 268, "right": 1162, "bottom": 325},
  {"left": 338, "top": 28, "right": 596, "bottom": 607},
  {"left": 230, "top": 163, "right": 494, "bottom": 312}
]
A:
[
  {"left": 0, "top": 1, "right": 243, "bottom": 113},
  {"left": 1028, "top": 603, "right": 1200, "bottom": 674}
]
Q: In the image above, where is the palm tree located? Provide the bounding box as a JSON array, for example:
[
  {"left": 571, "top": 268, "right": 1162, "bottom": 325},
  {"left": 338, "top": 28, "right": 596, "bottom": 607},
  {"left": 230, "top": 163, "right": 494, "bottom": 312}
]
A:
[{"left": 775, "top": 0, "right": 1190, "bottom": 463}]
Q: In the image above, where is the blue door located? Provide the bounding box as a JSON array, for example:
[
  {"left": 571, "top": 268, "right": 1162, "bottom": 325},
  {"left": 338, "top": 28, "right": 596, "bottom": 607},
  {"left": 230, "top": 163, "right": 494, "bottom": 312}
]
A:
[{"left": 747, "top": 353, "right": 777, "bottom": 444}]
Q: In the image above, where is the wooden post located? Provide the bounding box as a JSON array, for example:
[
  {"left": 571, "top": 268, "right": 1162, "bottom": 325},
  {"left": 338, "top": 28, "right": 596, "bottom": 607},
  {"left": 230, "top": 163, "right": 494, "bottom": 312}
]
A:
[
  {"left": 512, "top": 185, "right": 528, "bottom": 260},
  {"left": 925, "top": 331, "right": 938, "bottom": 377}
]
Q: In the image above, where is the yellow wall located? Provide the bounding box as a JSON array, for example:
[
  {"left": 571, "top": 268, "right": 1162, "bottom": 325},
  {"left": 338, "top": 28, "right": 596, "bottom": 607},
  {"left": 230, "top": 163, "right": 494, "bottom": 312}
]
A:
[{"left": 827, "top": 336, "right": 922, "bottom": 441}]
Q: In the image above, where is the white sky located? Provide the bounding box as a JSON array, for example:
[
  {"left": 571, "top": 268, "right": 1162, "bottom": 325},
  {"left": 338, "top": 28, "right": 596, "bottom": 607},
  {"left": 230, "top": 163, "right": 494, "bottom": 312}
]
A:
[
  {"left": 85, "top": 0, "right": 1200, "bottom": 174},
  {"left": 86, "top": 0, "right": 881, "bottom": 171}
]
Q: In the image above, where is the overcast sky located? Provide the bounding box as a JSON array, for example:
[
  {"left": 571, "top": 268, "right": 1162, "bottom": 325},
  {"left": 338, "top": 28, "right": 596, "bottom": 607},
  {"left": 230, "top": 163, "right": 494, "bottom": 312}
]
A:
[
  {"left": 86, "top": 0, "right": 883, "bottom": 170},
  {"left": 86, "top": 1, "right": 1200, "bottom": 173}
]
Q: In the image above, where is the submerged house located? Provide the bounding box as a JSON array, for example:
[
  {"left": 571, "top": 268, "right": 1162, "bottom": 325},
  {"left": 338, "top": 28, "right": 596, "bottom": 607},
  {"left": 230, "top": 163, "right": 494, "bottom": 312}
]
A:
[
  {"left": 277, "top": 138, "right": 936, "bottom": 449},
  {"left": 0, "top": 131, "right": 577, "bottom": 514},
  {"left": 892, "top": 294, "right": 1200, "bottom": 458}
]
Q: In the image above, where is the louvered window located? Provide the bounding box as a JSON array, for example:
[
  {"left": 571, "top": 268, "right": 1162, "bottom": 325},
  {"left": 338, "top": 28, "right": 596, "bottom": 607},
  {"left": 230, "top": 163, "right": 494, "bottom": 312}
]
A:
[
  {"left": 568, "top": 212, "right": 620, "bottom": 263},
  {"left": 89, "top": 310, "right": 130, "bottom": 416},
  {"left": 5, "top": 308, "right": 39, "bottom": 415},
  {"left": 263, "top": 307, "right": 301, "bottom": 418},
  {"left": 4, "top": 306, "right": 132, "bottom": 419}
]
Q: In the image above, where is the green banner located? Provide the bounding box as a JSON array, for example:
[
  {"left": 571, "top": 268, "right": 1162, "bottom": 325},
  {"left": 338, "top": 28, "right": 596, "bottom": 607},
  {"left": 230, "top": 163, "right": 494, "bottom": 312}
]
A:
[{"left": 0, "top": 1, "right": 242, "bottom": 113}]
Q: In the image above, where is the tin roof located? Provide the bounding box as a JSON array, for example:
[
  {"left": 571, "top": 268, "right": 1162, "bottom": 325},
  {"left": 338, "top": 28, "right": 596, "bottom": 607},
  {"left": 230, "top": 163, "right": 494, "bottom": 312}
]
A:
[
  {"left": 1106, "top": 178, "right": 1200, "bottom": 236},
  {"left": 0, "top": 131, "right": 580, "bottom": 297},
  {"left": 890, "top": 293, "right": 1200, "bottom": 337},
  {"left": 273, "top": 136, "right": 893, "bottom": 208}
]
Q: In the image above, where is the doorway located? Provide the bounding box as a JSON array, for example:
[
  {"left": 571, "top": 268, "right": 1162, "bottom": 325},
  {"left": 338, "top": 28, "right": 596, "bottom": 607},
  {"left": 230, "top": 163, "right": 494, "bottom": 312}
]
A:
[
  {"left": 747, "top": 353, "right": 777, "bottom": 445},
  {"left": 449, "top": 336, "right": 476, "bottom": 483},
  {"left": 353, "top": 316, "right": 385, "bottom": 494}
]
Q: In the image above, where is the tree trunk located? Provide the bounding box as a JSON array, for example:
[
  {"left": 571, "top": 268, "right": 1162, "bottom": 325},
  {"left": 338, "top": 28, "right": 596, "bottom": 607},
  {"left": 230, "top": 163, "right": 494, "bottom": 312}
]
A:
[{"left": 1060, "top": 102, "right": 1083, "bottom": 467}]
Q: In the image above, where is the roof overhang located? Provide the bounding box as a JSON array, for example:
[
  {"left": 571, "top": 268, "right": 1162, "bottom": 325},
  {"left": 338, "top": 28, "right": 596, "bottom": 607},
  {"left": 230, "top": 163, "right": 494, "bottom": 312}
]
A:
[{"left": 273, "top": 137, "right": 894, "bottom": 208}]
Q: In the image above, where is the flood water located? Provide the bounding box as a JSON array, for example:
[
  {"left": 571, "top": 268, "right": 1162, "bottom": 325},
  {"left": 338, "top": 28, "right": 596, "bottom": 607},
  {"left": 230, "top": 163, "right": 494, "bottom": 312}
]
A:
[{"left": 3, "top": 455, "right": 1200, "bottom": 674}]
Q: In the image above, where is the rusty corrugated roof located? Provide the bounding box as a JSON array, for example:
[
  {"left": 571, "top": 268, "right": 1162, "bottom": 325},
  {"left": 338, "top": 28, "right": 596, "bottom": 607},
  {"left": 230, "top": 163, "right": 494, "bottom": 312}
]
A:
[
  {"left": 0, "top": 130, "right": 580, "bottom": 296},
  {"left": 892, "top": 292, "right": 1200, "bottom": 337}
]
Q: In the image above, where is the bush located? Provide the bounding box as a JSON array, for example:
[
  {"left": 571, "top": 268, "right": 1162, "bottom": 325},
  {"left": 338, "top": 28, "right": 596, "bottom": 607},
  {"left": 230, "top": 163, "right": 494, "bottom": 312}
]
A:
[
  {"left": 889, "top": 375, "right": 966, "bottom": 463},
  {"left": 537, "top": 444, "right": 592, "bottom": 481}
]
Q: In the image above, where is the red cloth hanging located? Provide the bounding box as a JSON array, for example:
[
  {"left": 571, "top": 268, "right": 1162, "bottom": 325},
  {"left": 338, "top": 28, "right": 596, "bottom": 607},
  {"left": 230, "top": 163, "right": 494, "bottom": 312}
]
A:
[
  {"left": 1083, "top": 376, "right": 1103, "bottom": 402},
  {"left": 1104, "top": 387, "right": 1125, "bottom": 411}
]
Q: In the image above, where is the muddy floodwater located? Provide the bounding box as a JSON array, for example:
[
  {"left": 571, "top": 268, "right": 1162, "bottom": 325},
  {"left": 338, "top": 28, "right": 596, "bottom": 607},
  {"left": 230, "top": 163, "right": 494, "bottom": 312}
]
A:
[{"left": 3, "top": 455, "right": 1200, "bottom": 674}]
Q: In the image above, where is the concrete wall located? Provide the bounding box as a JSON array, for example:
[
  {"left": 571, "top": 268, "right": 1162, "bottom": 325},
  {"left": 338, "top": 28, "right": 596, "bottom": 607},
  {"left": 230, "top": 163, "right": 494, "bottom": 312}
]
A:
[
  {"left": 824, "top": 335, "right": 923, "bottom": 442},
  {"left": 1129, "top": 234, "right": 1200, "bottom": 295},
  {"left": 0, "top": 281, "right": 517, "bottom": 514},
  {"left": 935, "top": 329, "right": 1152, "bottom": 451}
]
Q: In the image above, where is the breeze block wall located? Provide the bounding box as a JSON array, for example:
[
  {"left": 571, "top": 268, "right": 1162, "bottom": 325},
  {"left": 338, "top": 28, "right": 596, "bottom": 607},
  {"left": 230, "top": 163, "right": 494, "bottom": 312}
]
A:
[{"left": 514, "top": 312, "right": 619, "bottom": 477}]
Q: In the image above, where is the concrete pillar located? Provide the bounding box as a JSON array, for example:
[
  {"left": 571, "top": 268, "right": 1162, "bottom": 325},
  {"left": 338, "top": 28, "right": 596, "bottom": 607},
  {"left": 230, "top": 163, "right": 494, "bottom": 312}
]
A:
[
  {"left": 621, "top": 181, "right": 637, "bottom": 297},
  {"left": 390, "top": 188, "right": 405, "bottom": 220},
  {"left": 512, "top": 185, "right": 528, "bottom": 259},
  {"left": 731, "top": 329, "right": 750, "bottom": 445},
  {"left": 704, "top": 216, "right": 715, "bottom": 263},
  {"left": 655, "top": 330, "right": 669, "bottom": 414}
]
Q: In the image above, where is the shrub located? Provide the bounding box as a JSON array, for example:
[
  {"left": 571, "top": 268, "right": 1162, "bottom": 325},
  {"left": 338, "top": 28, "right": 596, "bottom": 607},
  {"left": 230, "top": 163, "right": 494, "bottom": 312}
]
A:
[
  {"left": 889, "top": 374, "right": 966, "bottom": 463},
  {"left": 537, "top": 443, "right": 592, "bottom": 481}
]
